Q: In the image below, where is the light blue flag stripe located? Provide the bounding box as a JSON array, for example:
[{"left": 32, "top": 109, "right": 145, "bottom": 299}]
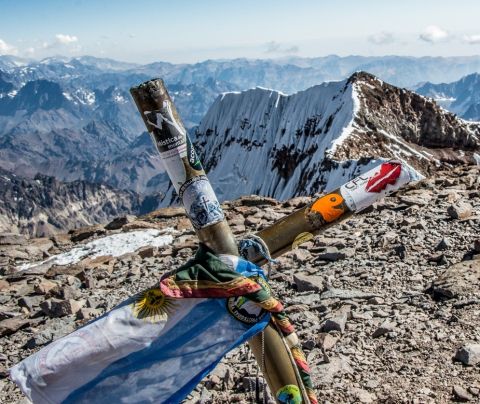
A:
[{"left": 65, "top": 298, "right": 268, "bottom": 403}]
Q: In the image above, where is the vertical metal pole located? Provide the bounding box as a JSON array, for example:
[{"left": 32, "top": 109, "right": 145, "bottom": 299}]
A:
[{"left": 130, "top": 79, "right": 307, "bottom": 403}]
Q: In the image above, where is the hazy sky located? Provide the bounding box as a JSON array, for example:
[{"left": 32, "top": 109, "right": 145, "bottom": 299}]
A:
[{"left": 1, "top": 0, "right": 480, "bottom": 63}]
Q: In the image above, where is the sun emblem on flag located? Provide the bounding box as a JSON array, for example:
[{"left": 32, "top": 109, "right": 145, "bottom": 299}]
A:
[{"left": 132, "top": 288, "right": 175, "bottom": 323}]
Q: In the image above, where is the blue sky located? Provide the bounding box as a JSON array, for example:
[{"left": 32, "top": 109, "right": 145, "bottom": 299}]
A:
[{"left": 1, "top": 0, "right": 480, "bottom": 63}]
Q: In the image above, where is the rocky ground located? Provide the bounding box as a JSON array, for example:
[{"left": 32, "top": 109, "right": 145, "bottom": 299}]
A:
[{"left": 0, "top": 164, "right": 479, "bottom": 403}]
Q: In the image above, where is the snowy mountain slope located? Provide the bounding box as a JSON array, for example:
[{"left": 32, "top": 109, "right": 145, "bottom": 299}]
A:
[
  {"left": 193, "top": 72, "right": 480, "bottom": 202},
  {"left": 415, "top": 73, "right": 480, "bottom": 121}
]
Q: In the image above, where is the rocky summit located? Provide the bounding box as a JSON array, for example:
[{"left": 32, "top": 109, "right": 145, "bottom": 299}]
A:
[
  {"left": 1, "top": 164, "right": 479, "bottom": 403},
  {"left": 194, "top": 72, "right": 480, "bottom": 203}
]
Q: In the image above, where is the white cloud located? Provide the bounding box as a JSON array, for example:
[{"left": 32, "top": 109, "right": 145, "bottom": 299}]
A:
[
  {"left": 55, "top": 34, "right": 78, "bottom": 45},
  {"left": 368, "top": 32, "right": 395, "bottom": 45},
  {"left": 24, "top": 47, "right": 36, "bottom": 56},
  {"left": 41, "top": 34, "right": 79, "bottom": 50},
  {"left": 419, "top": 25, "right": 449, "bottom": 43},
  {"left": 463, "top": 34, "right": 480, "bottom": 45},
  {"left": 265, "top": 41, "right": 299, "bottom": 54},
  {"left": 0, "top": 38, "right": 18, "bottom": 55}
]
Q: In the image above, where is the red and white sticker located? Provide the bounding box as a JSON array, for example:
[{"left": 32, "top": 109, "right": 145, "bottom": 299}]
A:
[{"left": 340, "top": 161, "right": 421, "bottom": 212}]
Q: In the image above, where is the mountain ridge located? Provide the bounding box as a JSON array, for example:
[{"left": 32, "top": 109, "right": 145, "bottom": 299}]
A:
[
  {"left": 193, "top": 71, "right": 480, "bottom": 202},
  {"left": 0, "top": 168, "right": 161, "bottom": 237}
]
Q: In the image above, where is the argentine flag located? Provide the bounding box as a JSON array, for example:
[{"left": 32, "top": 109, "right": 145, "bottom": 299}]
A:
[{"left": 10, "top": 255, "right": 270, "bottom": 403}]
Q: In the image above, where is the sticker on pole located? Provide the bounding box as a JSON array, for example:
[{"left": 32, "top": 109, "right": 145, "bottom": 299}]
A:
[
  {"left": 340, "top": 160, "right": 422, "bottom": 212},
  {"left": 179, "top": 175, "right": 224, "bottom": 229},
  {"left": 143, "top": 100, "right": 187, "bottom": 153}
]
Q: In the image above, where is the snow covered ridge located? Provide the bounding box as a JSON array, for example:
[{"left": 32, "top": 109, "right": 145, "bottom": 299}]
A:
[
  {"left": 17, "top": 229, "right": 175, "bottom": 270},
  {"left": 193, "top": 71, "right": 480, "bottom": 202}
]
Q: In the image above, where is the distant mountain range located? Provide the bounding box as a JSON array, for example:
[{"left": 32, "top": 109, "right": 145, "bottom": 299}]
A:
[
  {"left": 1, "top": 55, "right": 480, "bottom": 235},
  {"left": 415, "top": 73, "right": 480, "bottom": 121},
  {"left": 0, "top": 168, "right": 161, "bottom": 236}
]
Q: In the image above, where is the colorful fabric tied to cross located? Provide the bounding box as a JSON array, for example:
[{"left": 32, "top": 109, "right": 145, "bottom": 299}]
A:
[{"left": 10, "top": 246, "right": 317, "bottom": 404}]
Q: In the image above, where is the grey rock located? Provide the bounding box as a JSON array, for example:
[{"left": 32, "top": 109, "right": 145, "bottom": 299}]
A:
[
  {"left": 322, "top": 308, "right": 349, "bottom": 333},
  {"left": 447, "top": 202, "right": 473, "bottom": 219},
  {"left": 292, "top": 249, "right": 311, "bottom": 263},
  {"left": 0, "top": 317, "right": 29, "bottom": 336},
  {"left": 18, "top": 296, "right": 44, "bottom": 312},
  {"left": 455, "top": 344, "right": 480, "bottom": 366},
  {"left": 0, "top": 233, "right": 27, "bottom": 245},
  {"left": 453, "top": 385, "right": 473, "bottom": 402},
  {"left": 312, "top": 355, "right": 353, "bottom": 384},
  {"left": 393, "top": 244, "right": 407, "bottom": 259},
  {"left": 34, "top": 280, "right": 58, "bottom": 295},
  {"left": 138, "top": 246, "right": 156, "bottom": 259},
  {"left": 473, "top": 239, "right": 480, "bottom": 253},
  {"left": 430, "top": 260, "right": 480, "bottom": 300},
  {"left": 293, "top": 274, "right": 324, "bottom": 292},
  {"left": 76, "top": 307, "right": 102, "bottom": 320},
  {"left": 105, "top": 215, "right": 136, "bottom": 230},
  {"left": 317, "top": 333, "right": 338, "bottom": 350},
  {"left": 51, "top": 285, "right": 81, "bottom": 300},
  {"left": 435, "top": 238, "right": 451, "bottom": 251},
  {"left": 372, "top": 321, "right": 396, "bottom": 338},
  {"left": 315, "top": 247, "right": 346, "bottom": 262},
  {"left": 40, "top": 298, "right": 85, "bottom": 317},
  {"left": 69, "top": 225, "right": 105, "bottom": 242},
  {"left": 320, "top": 287, "right": 381, "bottom": 301}
]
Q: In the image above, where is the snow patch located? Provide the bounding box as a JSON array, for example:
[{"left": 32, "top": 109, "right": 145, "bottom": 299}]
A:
[
  {"left": 114, "top": 94, "right": 127, "bottom": 103},
  {"left": 18, "top": 229, "right": 175, "bottom": 270},
  {"left": 326, "top": 82, "right": 361, "bottom": 155},
  {"left": 474, "top": 153, "right": 480, "bottom": 165}
]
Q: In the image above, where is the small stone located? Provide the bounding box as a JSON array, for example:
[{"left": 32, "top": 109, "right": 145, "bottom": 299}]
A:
[
  {"left": 138, "top": 246, "right": 156, "bottom": 259},
  {"left": 302, "top": 339, "right": 316, "bottom": 350},
  {"left": 79, "top": 255, "right": 115, "bottom": 272},
  {"left": 316, "top": 247, "right": 346, "bottom": 262},
  {"left": 435, "top": 238, "right": 451, "bottom": 251},
  {"left": 245, "top": 216, "right": 262, "bottom": 226},
  {"left": 455, "top": 344, "right": 480, "bottom": 366},
  {"left": 473, "top": 240, "right": 480, "bottom": 254},
  {"left": 0, "top": 317, "right": 29, "bottom": 336},
  {"left": 292, "top": 249, "right": 311, "bottom": 263},
  {"left": 447, "top": 202, "right": 473, "bottom": 220},
  {"left": 0, "top": 233, "right": 27, "bottom": 245},
  {"left": 18, "top": 296, "right": 43, "bottom": 312},
  {"left": 175, "top": 217, "right": 192, "bottom": 231},
  {"left": 145, "top": 206, "right": 185, "bottom": 219},
  {"left": 322, "top": 308, "right": 349, "bottom": 334},
  {"left": 0, "top": 280, "right": 9, "bottom": 291},
  {"left": 293, "top": 274, "right": 324, "bottom": 292},
  {"left": 372, "top": 321, "right": 396, "bottom": 338},
  {"left": 453, "top": 385, "right": 473, "bottom": 402},
  {"left": 34, "top": 280, "right": 58, "bottom": 295},
  {"left": 76, "top": 308, "right": 102, "bottom": 320},
  {"left": 51, "top": 285, "right": 81, "bottom": 300},
  {"left": 317, "top": 333, "right": 338, "bottom": 350},
  {"left": 41, "top": 298, "right": 85, "bottom": 317},
  {"left": 367, "top": 297, "right": 384, "bottom": 305},
  {"left": 393, "top": 244, "right": 407, "bottom": 259},
  {"left": 468, "top": 387, "right": 479, "bottom": 397},
  {"left": 105, "top": 215, "right": 136, "bottom": 230},
  {"left": 356, "top": 389, "right": 375, "bottom": 403},
  {"left": 69, "top": 224, "right": 105, "bottom": 242},
  {"left": 430, "top": 260, "right": 480, "bottom": 300}
]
